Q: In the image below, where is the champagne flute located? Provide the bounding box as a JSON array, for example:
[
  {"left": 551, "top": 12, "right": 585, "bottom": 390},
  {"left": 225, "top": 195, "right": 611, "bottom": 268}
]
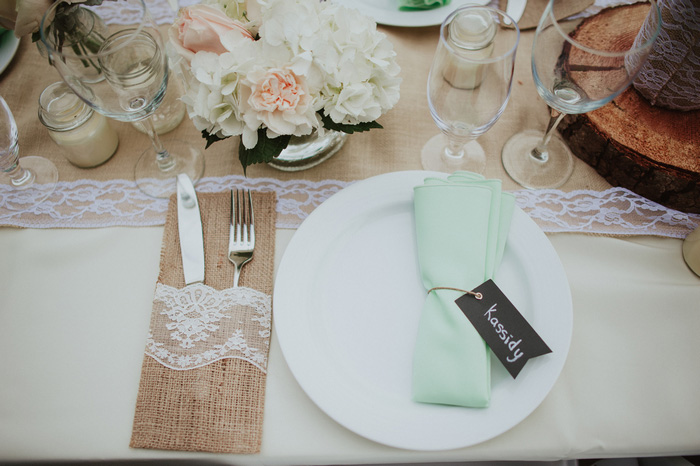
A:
[
  {"left": 40, "top": 0, "right": 204, "bottom": 199},
  {"left": 501, "top": 0, "right": 661, "bottom": 189},
  {"left": 422, "top": 6, "right": 519, "bottom": 173},
  {"left": 0, "top": 96, "right": 58, "bottom": 211}
]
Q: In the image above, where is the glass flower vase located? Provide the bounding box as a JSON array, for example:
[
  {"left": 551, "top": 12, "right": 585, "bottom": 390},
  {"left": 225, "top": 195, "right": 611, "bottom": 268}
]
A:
[{"left": 267, "top": 129, "right": 347, "bottom": 171}]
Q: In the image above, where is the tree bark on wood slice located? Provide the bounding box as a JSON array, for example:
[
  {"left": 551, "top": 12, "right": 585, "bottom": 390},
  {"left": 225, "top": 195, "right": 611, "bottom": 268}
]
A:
[{"left": 556, "top": 4, "right": 700, "bottom": 214}]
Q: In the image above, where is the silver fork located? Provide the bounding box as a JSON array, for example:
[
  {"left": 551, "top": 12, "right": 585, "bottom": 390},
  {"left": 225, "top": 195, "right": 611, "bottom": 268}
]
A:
[{"left": 228, "top": 189, "right": 255, "bottom": 287}]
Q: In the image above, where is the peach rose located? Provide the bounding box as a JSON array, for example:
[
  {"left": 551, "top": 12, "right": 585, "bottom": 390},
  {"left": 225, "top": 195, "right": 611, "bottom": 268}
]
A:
[
  {"left": 250, "top": 69, "right": 304, "bottom": 112},
  {"left": 169, "top": 4, "right": 253, "bottom": 62},
  {"left": 247, "top": 68, "right": 316, "bottom": 137}
]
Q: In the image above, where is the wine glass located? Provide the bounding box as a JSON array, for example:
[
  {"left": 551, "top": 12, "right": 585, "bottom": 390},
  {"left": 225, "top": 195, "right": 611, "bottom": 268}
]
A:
[
  {"left": 422, "top": 6, "right": 519, "bottom": 173},
  {"left": 501, "top": 0, "right": 661, "bottom": 189},
  {"left": 0, "top": 96, "right": 58, "bottom": 211},
  {"left": 39, "top": 0, "right": 204, "bottom": 199}
]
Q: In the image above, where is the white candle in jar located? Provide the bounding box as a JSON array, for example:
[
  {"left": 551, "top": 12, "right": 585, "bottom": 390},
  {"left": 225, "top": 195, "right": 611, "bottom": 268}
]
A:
[
  {"left": 39, "top": 82, "right": 119, "bottom": 168},
  {"left": 443, "top": 8, "right": 496, "bottom": 90}
]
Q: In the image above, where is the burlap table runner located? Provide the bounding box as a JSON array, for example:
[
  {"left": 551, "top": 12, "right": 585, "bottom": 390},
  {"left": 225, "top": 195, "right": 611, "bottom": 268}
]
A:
[
  {"left": 2, "top": 8, "right": 697, "bottom": 237},
  {"left": 130, "top": 190, "right": 276, "bottom": 453},
  {"left": 1, "top": 21, "right": 612, "bottom": 191}
]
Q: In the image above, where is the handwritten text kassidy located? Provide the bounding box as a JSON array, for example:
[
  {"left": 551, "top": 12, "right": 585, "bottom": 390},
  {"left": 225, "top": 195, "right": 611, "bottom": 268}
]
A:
[{"left": 484, "top": 303, "right": 523, "bottom": 363}]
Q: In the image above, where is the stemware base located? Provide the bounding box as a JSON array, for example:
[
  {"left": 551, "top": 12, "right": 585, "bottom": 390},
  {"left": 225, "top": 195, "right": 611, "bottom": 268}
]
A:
[
  {"left": 1, "top": 156, "right": 58, "bottom": 211},
  {"left": 421, "top": 133, "right": 486, "bottom": 174},
  {"left": 501, "top": 129, "right": 574, "bottom": 189},
  {"left": 134, "top": 140, "right": 204, "bottom": 199}
]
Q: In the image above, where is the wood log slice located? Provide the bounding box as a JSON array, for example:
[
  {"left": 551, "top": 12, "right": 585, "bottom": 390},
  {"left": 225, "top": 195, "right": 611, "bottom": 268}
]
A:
[{"left": 556, "top": 4, "right": 700, "bottom": 214}]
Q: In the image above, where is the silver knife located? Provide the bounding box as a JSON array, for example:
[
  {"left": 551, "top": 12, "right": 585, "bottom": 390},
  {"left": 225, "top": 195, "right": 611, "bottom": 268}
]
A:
[
  {"left": 504, "top": 0, "right": 527, "bottom": 25},
  {"left": 176, "top": 173, "right": 205, "bottom": 285}
]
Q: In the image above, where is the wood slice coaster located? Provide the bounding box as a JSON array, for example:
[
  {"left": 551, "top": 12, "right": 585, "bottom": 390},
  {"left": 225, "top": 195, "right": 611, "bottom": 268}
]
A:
[{"left": 557, "top": 4, "right": 700, "bottom": 214}]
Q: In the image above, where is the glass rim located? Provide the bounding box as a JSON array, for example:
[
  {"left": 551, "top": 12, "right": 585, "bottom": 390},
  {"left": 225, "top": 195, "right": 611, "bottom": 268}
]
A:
[
  {"left": 98, "top": 28, "right": 163, "bottom": 80},
  {"left": 39, "top": 0, "right": 152, "bottom": 59},
  {"left": 38, "top": 81, "right": 93, "bottom": 131},
  {"left": 545, "top": 0, "right": 661, "bottom": 58},
  {"left": 439, "top": 5, "right": 520, "bottom": 64}
]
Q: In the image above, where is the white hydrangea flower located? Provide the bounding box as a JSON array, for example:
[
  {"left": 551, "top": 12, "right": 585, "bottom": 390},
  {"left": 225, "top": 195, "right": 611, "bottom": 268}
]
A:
[
  {"left": 178, "top": 37, "right": 258, "bottom": 140},
  {"left": 203, "top": 0, "right": 249, "bottom": 22},
  {"left": 312, "top": 3, "right": 401, "bottom": 125}
]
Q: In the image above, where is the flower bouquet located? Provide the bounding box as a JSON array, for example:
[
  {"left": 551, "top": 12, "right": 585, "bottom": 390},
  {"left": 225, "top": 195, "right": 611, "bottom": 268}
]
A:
[{"left": 168, "top": 0, "right": 401, "bottom": 172}]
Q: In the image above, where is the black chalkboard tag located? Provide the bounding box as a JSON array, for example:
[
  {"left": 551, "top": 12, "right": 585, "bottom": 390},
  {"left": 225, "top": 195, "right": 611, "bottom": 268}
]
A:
[{"left": 455, "top": 279, "right": 552, "bottom": 379}]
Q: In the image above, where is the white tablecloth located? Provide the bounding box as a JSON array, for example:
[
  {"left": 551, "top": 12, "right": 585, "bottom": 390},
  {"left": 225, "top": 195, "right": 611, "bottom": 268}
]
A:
[{"left": 1, "top": 226, "right": 698, "bottom": 463}]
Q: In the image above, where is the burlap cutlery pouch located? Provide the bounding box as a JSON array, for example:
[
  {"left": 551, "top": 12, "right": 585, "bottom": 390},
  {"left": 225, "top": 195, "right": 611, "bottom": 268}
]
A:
[{"left": 130, "top": 191, "right": 276, "bottom": 453}]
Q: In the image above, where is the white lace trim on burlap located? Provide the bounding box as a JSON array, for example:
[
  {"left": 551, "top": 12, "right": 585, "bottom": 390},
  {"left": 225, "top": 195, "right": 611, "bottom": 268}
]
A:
[
  {"left": 146, "top": 283, "right": 271, "bottom": 372},
  {"left": 97, "top": 0, "right": 200, "bottom": 26},
  {"left": 0, "top": 175, "right": 347, "bottom": 229},
  {"left": 1, "top": 175, "right": 697, "bottom": 237},
  {"left": 513, "top": 188, "right": 699, "bottom": 237}
]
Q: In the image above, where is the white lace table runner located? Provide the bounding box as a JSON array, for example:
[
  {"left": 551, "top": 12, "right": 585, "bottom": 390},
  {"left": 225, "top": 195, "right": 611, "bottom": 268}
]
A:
[{"left": 1, "top": 175, "right": 698, "bottom": 237}]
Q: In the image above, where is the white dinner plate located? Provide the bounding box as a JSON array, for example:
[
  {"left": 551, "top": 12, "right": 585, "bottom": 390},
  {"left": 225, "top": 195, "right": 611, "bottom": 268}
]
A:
[
  {"left": 333, "top": 0, "right": 490, "bottom": 27},
  {"left": 274, "top": 171, "right": 572, "bottom": 451},
  {"left": 0, "top": 31, "right": 19, "bottom": 76}
]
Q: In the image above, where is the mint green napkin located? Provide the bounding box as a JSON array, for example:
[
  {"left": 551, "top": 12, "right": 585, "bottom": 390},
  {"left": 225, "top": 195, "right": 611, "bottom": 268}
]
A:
[
  {"left": 398, "top": 0, "right": 450, "bottom": 11},
  {"left": 412, "top": 171, "right": 514, "bottom": 408}
]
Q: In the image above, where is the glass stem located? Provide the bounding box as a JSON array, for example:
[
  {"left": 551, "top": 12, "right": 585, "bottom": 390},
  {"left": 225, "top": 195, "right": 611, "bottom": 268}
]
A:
[
  {"left": 5, "top": 163, "right": 35, "bottom": 187},
  {"left": 142, "top": 116, "right": 176, "bottom": 172},
  {"left": 3, "top": 146, "right": 35, "bottom": 187},
  {"left": 444, "top": 134, "right": 466, "bottom": 161},
  {"left": 530, "top": 107, "right": 567, "bottom": 163}
]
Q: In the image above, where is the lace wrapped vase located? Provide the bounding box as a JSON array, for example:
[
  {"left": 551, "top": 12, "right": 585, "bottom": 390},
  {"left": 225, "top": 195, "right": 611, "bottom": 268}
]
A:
[{"left": 631, "top": 0, "right": 700, "bottom": 111}]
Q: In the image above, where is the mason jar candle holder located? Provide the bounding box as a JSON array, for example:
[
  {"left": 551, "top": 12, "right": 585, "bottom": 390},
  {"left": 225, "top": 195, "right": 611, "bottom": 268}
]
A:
[{"left": 38, "top": 82, "right": 119, "bottom": 168}]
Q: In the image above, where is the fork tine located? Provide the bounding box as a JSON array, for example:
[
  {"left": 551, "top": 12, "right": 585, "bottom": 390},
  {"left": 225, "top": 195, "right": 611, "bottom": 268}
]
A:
[
  {"left": 236, "top": 189, "right": 243, "bottom": 242},
  {"left": 248, "top": 190, "right": 255, "bottom": 246},
  {"left": 228, "top": 189, "right": 255, "bottom": 287},
  {"left": 231, "top": 189, "right": 236, "bottom": 226},
  {"left": 241, "top": 189, "right": 249, "bottom": 243}
]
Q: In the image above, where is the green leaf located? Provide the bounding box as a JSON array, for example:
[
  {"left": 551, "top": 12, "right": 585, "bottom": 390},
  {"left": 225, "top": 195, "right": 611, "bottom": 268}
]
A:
[
  {"left": 202, "top": 129, "right": 229, "bottom": 149},
  {"left": 320, "top": 113, "right": 383, "bottom": 134},
  {"left": 238, "top": 129, "right": 291, "bottom": 175}
]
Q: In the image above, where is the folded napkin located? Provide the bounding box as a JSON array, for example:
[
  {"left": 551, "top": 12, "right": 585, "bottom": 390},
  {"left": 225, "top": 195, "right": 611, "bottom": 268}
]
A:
[
  {"left": 499, "top": 0, "right": 594, "bottom": 30},
  {"left": 130, "top": 190, "right": 276, "bottom": 453},
  {"left": 412, "top": 171, "right": 514, "bottom": 408},
  {"left": 398, "top": 0, "right": 450, "bottom": 11}
]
